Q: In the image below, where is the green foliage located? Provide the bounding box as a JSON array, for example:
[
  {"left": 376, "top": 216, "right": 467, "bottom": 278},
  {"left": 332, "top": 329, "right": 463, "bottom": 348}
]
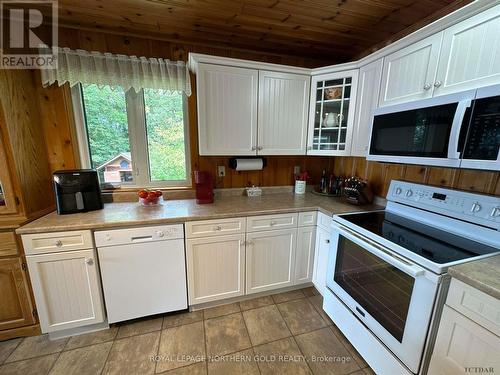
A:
[
  {"left": 82, "top": 85, "right": 187, "bottom": 182},
  {"left": 144, "top": 89, "right": 186, "bottom": 181},
  {"left": 82, "top": 85, "right": 130, "bottom": 169}
]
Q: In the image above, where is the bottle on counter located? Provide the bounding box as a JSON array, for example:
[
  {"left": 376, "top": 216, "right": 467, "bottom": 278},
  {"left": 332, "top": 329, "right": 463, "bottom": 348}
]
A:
[
  {"left": 319, "top": 169, "right": 328, "bottom": 194},
  {"left": 328, "top": 174, "right": 335, "bottom": 194}
]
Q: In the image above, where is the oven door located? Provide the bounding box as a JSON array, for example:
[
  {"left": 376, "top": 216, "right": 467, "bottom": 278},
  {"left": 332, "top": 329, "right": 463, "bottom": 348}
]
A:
[
  {"left": 368, "top": 90, "right": 476, "bottom": 167},
  {"left": 326, "top": 223, "right": 439, "bottom": 374}
]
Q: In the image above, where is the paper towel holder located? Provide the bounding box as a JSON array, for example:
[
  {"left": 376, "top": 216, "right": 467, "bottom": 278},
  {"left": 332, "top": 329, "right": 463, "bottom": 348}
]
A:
[{"left": 229, "top": 157, "right": 267, "bottom": 170}]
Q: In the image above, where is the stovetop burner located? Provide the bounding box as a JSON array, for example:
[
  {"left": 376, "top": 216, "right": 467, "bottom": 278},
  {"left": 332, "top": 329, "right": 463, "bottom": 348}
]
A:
[{"left": 341, "top": 211, "right": 499, "bottom": 264}]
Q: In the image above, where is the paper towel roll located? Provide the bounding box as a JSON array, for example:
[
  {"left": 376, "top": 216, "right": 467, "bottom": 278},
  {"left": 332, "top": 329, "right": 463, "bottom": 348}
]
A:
[{"left": 234, "top": 158, "right": 264, "bottom": 171}]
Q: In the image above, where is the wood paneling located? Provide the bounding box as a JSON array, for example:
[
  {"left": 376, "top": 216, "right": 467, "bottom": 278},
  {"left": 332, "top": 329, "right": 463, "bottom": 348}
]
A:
[
  {"left": 0, "top": 120, "right": 18, "bottom": 215},
  {"left": 0, "top": 70, "right": 55, "bottom": 219},
  {"left": 333, "top": 157, "right": 500, "bottom": 197},
  {"left": 356, "top": 0, "right": 474, "bottom": 59},
  {"left": 36, "top": 79, "right": 79, "bottom": 172},
  {"left": 38, "top": 0, "right": 473, "bottom": 64}
]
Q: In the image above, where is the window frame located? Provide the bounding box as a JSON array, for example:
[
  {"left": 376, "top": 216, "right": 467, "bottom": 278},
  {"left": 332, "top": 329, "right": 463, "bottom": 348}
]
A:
[{"left": 71, "top": 84, "right": 192, "bottom": 189}]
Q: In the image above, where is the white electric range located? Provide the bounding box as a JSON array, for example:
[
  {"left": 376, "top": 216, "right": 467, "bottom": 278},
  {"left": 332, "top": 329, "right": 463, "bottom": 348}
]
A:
[{"left": 323, "top": 180, "right": 500, "bottom": 375}]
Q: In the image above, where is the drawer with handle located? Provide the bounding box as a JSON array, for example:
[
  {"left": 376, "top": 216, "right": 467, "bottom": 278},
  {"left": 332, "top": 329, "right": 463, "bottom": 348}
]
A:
[
  {"left": 22, "top": 230, "right": 94, "bottom": 255},
  {"left": 246, "top": 213, "right": 298, "bottom": 232},
  {"left": 185, "top": 218, "right": 246, "bottom": 239}
]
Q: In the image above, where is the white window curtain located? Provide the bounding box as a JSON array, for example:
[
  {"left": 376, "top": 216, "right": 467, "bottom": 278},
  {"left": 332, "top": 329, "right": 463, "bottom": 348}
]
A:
[{"left": 42, "top": 47, "right": 191, "bottom": 96}]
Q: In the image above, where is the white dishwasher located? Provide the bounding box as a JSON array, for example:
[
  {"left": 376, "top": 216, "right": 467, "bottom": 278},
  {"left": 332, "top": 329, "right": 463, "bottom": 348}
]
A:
[{"left": 94, "top": 224, "right": 187, "bottom": 323}]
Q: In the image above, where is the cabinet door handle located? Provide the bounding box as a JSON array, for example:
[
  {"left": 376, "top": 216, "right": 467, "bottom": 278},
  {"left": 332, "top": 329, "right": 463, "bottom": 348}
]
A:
[
  {"left": 214, "top": 225, "right": 222, "bottom": 231},
  {"left": 86, "top": 258, "right": 94, "bottom": 265},
  {"left": 270, "top": 221, "right": 277, "bottom": 226},
  {"left": 251, "top": 146, "right": 257, "bottom": 151},
  {"left": 246, "top": 240, "right": 253, "bottom": 245},
  {"left": 55, "top": 240, "right": 63, "bottom": 247},
  {"left": 325, "top": 239, "right": 330, "bottom": 244},
  {"left": 423, "top": 83, "right": 431, "bottom": 90},
  {"left": 257, "top": 146, "right": 263, "bottom": 151},
  {"left": 434, "top": 81, "right": 442, "bottom": 88}
]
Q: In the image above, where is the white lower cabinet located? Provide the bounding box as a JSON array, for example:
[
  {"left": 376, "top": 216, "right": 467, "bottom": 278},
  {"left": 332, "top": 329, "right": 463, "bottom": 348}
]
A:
[
  {"left": 312, "top": 226, "right": 331, "bottom": 296},
  {"left": 186, "top": 234, "right": 245, "bottom": 305},
  {"left": 246, "top": 228, "right": 296, "bottom": 294},
  {"left": 26, "top": 249, "right": 105, "bottom": 333},
  {"left": 295, "top": 226, "right": 316, "bottom": 284},
  {"left": 186, "top": 213, "right": 320, "bottom": 305},
  {"left": 428, "top": 305, "right": 500, "bottom": 374},
  {"left": 429, "top": 278, "right": 500, "bottom": 374}
]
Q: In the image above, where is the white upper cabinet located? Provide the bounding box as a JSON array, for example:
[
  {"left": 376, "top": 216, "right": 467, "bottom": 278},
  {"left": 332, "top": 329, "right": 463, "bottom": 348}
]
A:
[
  {"left": 307, "top": 70, "right": 359, "bottom": 156},
  {"left": 351, "top": 59, "right": 383, "bottom": 157},
  {"left": 434, "top": 4, "right": 500, "bottom": 96},
  {"left": 197, "top": 63, "right": 258, "bottom": 155},
  {"left": 379, "top": 33, "right": 443, "bottom": 107},
  {"left": 258, "top": 71, "right": 310, "bottom": 155}
]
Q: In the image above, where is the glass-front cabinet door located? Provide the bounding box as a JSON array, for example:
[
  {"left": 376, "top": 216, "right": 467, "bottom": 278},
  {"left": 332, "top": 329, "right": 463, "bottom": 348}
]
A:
[{"left": 307, "top": 70, "right": 358, "bottom": 155}]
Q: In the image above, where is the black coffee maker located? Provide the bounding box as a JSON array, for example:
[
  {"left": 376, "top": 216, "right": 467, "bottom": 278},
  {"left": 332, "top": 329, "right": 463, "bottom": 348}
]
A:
[{"left": 53, "top": 170, "right": 103, "bottom": 214}]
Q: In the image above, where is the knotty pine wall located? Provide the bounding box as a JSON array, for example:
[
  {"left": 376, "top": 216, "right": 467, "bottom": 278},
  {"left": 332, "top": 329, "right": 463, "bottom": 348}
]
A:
[
  {"left": 333, "top": 157, "right": 500, "bottom": 198},
  {"left": 36, "top": 27, "right": 499, "bottom": 197}
]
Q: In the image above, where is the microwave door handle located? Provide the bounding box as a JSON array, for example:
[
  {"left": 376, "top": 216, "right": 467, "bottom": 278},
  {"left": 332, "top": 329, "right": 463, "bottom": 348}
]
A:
[
  {"left": 336, "top": 225, "right": 425, "bottom": 278},
  {"left": 448, "top": 99, "right": 472, "bottom": 159}
]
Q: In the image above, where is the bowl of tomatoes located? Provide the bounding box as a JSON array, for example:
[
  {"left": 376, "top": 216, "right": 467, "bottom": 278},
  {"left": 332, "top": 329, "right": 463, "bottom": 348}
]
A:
[{"left": 138, "top": 189, "right": 163, "bottom": 206}]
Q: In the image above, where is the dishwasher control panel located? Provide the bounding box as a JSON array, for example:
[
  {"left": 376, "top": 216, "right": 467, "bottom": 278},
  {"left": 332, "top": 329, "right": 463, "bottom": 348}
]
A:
[{"left": 94, "top": 224, "right": 184, "bottom": 247}]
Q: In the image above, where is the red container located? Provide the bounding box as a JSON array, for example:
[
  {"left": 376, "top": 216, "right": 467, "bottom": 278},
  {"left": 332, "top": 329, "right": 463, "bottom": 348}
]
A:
[{"left": 194, "top": 171, "right": 214, "bottom": 204}]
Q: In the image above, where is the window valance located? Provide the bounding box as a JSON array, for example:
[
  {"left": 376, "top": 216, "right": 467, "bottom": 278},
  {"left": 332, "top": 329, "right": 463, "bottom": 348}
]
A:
[{"left": 42, "top": 47, "right": 192, "bottom": 96}]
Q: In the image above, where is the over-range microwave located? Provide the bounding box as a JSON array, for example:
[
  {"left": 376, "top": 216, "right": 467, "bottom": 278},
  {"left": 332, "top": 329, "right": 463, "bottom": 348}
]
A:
[{"left": 367, "top": 84, "right": 500, "bottom": 171}]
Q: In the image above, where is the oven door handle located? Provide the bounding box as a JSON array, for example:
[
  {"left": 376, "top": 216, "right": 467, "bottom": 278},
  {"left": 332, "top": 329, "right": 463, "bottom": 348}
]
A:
[
  {"left": 336, "top": 224, "right": 426, "bottom": 278},
  {"left": 448, "top": 99, "right": 472, "bottom": 159}
]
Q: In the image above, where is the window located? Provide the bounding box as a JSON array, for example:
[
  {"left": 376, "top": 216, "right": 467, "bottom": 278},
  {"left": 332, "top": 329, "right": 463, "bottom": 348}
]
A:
[{"left": 72, "top": 84, "right": 190, "bottom": 188}]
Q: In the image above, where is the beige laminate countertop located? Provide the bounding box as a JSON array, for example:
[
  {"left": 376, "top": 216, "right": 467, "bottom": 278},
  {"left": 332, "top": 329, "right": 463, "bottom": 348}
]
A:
[
  {"left": 448, "top": 255, "right": 500, "bottom": 300},
  {"left": 16, "top": 192, "right": 383, "bottom": 235}
]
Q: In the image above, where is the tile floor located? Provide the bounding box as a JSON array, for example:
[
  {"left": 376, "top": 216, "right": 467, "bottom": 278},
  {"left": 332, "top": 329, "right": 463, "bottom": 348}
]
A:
[{"left": 0, "top": 287, "right": 375, "bottom": 375}]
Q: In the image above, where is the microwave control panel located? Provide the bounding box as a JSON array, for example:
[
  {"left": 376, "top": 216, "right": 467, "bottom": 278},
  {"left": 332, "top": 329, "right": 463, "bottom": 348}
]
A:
[{"left": 388, "top": 181, "right": 500, "bottom": 228}]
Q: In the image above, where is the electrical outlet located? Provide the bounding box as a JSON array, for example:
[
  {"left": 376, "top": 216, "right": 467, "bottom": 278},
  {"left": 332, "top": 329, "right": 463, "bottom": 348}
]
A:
[
  {"left": 217, "top": 165, "right": 226, "bottom": 177},
  {"left": 293, "top": 165, "right": 301, "bottom": 175}
]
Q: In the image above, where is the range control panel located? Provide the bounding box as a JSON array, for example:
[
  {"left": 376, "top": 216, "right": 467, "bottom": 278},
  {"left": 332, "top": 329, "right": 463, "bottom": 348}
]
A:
[{"left": 388, "top": 180, "right": 500, "bottom": 228}]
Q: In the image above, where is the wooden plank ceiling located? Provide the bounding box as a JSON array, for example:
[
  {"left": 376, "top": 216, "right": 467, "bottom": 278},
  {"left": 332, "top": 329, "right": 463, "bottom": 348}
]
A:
[{"left": 50, "top": 0, "right": 471, "bottom": 63}]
